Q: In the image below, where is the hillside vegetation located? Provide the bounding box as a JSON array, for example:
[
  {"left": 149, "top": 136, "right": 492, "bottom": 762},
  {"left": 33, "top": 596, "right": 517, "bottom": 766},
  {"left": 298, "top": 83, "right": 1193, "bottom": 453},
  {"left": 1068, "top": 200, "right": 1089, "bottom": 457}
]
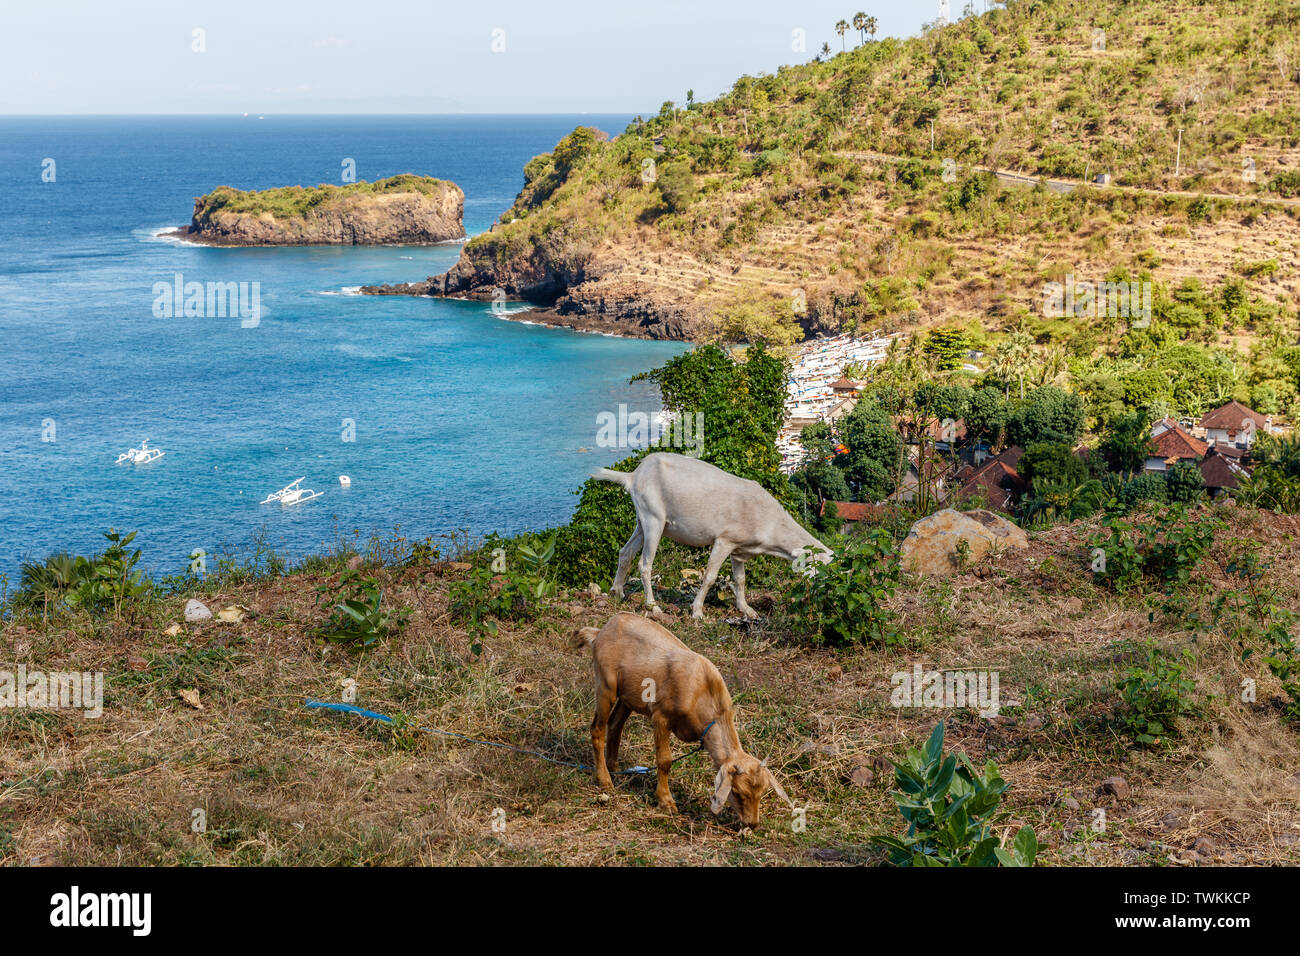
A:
[
  {"left": 182, "top": 174, "right": 464, "bottom": 246},
  {"left": 429, "top": 0, "right": 1299, "bottom": 351}
]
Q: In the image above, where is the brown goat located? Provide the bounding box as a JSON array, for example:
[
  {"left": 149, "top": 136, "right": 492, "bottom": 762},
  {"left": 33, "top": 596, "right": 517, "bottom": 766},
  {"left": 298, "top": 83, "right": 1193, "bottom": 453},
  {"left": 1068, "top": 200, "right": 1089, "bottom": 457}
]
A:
[{"left": 574, "top": 611, "right": 790, "bottom": 827}]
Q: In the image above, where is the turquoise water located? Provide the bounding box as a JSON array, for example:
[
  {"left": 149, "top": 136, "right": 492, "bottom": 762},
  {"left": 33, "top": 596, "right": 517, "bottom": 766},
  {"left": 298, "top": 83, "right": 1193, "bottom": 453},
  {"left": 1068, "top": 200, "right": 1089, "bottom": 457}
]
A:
[{"left": 0, "top": 116, "right": 688, "bottom": 576}]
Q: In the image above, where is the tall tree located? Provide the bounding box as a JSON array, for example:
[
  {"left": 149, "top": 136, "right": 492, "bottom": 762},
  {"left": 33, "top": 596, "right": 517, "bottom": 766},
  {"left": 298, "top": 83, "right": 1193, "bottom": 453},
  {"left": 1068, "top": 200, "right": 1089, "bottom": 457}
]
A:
[
  {"left": 853, "top": 12, "right": 867, "bottom": 45},
  {"left": 836, "top": 20, "right": 849, "bottom": 52},
  {"left": 866, "top": 15, "right": 878, "bottom": 41}
]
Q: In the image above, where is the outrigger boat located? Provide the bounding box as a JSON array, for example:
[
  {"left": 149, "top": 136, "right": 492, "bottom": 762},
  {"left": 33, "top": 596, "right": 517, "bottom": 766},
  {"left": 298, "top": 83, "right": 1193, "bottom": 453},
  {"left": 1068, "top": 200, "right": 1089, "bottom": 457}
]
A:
[
  {"left": 115, "top": 439, "right": 164, "bottom": 465},
  {"left": 260, "top": 478, "right": 323, "bottom": 506}
]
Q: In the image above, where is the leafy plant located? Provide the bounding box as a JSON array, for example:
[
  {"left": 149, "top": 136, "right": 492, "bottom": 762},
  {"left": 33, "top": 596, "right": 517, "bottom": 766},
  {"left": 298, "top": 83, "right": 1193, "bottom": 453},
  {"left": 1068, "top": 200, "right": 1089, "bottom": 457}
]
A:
[
  {"left": 1086, "top": 506, "right": 1217, "bottom": 593},
  {"left": 315, "top": 571, "right": 409, "bottom": 651},
  {"left": 787, "top": 527, "right": 899, "bottom": 646},
  {"left": 871, "top": 722, "right": 1038, "bottom": 867},
  {"left": 1115, "top": 639, "right": 1199, "bottom": 745},
  {"left": 1212, "top": 544, "right": 1300, "bottom": 722}
]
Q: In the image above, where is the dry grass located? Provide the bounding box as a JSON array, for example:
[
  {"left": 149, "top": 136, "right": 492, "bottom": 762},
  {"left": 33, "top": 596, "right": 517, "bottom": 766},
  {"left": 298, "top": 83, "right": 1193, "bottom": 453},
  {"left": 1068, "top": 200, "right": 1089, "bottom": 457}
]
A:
[{"left": 2, "top": 507, "right": 1299, "bottom": 866}]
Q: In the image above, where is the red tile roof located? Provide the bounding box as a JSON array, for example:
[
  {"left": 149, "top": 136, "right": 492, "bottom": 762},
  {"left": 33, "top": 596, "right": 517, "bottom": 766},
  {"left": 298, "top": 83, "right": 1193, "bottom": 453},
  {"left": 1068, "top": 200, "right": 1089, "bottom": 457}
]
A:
[
  {"left": 1150, "top": 423, "right": 1207, "bottom": 461},
  {"left": 1200, "top": 400, "right": 1268, "bottom": 431},
  {"left": 956, "top": 459, "right": 1027, "bottom": 512},
  {"left": 819, "top": 501, "right": 888, "bottom": 522}
]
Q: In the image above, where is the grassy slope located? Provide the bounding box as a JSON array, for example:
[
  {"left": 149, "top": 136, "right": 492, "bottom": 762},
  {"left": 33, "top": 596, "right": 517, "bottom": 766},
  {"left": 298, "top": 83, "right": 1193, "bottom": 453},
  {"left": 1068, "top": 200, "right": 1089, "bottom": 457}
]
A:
[
  {"left": 461, "top": 0, "right": 1299, "bottom": 343},
  {"left": 3, "top": 507, "right": 1298, "bottom": 865}
]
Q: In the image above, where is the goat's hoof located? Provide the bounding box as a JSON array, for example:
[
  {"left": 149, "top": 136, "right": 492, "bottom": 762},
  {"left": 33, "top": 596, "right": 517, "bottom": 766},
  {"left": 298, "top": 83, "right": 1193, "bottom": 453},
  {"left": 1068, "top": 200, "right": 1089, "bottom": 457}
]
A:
[
  {"left": 690, "top": 609, "right": 705, "bottom": 620},
  {"left": 658, "top": 797, "right": 678, "bottom": 813}
]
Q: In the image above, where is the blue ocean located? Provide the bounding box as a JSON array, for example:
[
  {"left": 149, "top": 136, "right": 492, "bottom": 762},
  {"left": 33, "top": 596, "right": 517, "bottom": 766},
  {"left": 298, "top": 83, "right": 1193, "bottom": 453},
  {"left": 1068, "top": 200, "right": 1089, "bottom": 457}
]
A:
[{"left": 0, "top": 115, "right": 687, "bottom": 578}]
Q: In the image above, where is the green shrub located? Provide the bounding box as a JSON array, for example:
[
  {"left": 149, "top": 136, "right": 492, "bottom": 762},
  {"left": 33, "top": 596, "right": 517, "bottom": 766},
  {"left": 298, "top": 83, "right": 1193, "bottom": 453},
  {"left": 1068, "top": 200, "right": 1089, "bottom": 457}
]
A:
[
  {"left": 787, "top": 527, "right": 898, "bottom": 646},
  {"left": 871, "top": 722, "right": 1039, "bottom": 867},
  {"left": 1087, "top": 505, "right": 1217, "bottom": 593},
  {"left": 315, "top": 571, "right": 409, "bottom": 651},
  {"left": 1116, "top": 639, "right": 1199, "bottom": 745}
]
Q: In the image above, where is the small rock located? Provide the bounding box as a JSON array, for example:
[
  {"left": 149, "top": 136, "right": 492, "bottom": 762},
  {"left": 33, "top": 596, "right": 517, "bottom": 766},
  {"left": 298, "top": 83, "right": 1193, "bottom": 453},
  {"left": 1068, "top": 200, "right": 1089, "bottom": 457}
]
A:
[
  {"left": 827, "top": 664, "right": 843, "bottom": 682},
  {"left": 810, "top": 847, "right": 842, "bottom": 862},
  {"left": 586, "top": 583, "right": 602, "bottom": 596},
  {"left": 1162, "top": 812, "right": 1181, "bottom": 831},
  {"left": 1098, "top": 776, "right": 1131, "bottom": 801},
  {"left": 447, "top": 561, "right": 472, "bottom": 572},
  {"left": 184, "top": 599, "right": 211, "bottom": 622},
  {"left": 871, "top": 755, "right": 895, "bottom": 775},
  {"left": 1023, "top": 714, "right": 1045, "bottom": 732},
  {"left": 162, "top": 622, "right": 183, "bottom": 637},
  {"left": 126, "top": 653, "right": 149, "bottom": 672},
  {"left": 1062, "top": 797, "right": 1080, "bottom": 812},
  {"left": 215, "top": 605, "right": 246, "bottom": 624},
  {"left": 1191, "top": 836, "right": 1216, "bottom": 859},
  {"left": 848, "top": 765, "right": 874, "bottom": 788}
]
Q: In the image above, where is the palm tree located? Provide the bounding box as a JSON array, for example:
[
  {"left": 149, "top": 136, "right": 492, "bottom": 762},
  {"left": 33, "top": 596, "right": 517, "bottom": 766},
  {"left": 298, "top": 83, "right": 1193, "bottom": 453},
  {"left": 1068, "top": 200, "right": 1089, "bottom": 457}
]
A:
[
  {"left": 853, "top": 12, "right": 867, "bottom": 45},
  {"left": 866, "top": 15, "right": 879, "bottom": 42},
  {"left": 819, "top": 42, "right": 832, "bottom": 61},
  {"left": 835, "top": 20, "right": 849, "bottom": 52},
  {"left": 991, "top": 329, "right": 1035, "bottom": 399}
]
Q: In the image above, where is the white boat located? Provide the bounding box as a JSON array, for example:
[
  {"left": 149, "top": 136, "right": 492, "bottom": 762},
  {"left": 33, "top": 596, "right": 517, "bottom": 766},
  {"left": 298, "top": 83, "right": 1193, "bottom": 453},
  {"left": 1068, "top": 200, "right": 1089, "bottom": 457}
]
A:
[
  {"left": 338, "top": 475, "right": 351, "bottom": 487},
  {"left": 115, "top": 439, "right": 164, "bottom": 465},
  {"left": 261, "top": 478, "right": 323, "bottom": 506}
]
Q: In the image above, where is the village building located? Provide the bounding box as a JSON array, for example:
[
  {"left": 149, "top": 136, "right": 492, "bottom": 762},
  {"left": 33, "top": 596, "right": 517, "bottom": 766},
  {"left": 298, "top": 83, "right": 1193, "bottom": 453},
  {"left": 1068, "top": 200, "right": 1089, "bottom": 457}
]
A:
[
  {"left": 1199, "top": 400, "right": 1270, "bottom": 450},
  {"left": 1198, "top": 453, "right": 1250, "bottom": 497},
  {"left": 1145, "top": 421, "right": 1207, "bottom": 472}
]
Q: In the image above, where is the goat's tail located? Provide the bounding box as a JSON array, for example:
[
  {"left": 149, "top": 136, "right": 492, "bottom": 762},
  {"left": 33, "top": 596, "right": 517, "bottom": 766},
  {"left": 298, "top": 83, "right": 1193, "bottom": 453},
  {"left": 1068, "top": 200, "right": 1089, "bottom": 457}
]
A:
[
  {"left": 572, "top": 626, "right": 600, "bottom": 652},
  {"left": 590, "top": 468, "right": 633, "bottom": 489}
]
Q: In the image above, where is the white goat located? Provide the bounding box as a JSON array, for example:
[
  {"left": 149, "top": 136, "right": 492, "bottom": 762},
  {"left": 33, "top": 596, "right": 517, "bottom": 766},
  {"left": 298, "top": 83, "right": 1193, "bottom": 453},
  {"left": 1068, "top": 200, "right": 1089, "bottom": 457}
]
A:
[{"left": 592, "top": 452, "right": 832, "bottom": 618}]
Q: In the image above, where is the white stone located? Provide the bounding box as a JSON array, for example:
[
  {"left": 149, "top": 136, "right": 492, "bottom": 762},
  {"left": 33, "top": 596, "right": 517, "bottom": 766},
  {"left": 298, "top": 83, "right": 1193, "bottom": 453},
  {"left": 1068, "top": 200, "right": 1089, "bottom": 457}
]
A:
[{"left": 184, "top": 599, "right": 212, "bottom": 622}]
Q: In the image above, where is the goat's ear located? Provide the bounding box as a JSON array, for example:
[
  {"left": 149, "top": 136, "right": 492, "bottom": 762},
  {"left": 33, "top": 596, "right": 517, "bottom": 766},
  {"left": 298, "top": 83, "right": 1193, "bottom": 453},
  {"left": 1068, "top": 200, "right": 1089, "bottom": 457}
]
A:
[
  {"left": 710, "top": 765, "right": 733, "bottom": 814},
  {"left": 763, "top": 761, "right": 793, "bottom": 808}
]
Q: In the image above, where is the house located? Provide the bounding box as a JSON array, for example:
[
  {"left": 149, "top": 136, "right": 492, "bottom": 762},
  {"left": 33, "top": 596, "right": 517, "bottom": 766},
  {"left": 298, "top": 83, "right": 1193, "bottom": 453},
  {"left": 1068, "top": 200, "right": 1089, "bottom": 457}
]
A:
[
  {"left": 1145, "top": 421, "right": 1207, "bottom": 472},
  {"left": 893, "top": 415, "right": 968, "bottom": 447},
  {"left": 819, "top": 500, "right": 891, "bottom": 534},
  {"left": 1200, "top": 400, "right": 1270, "bottom": 450},
  {"left": 952, "top": 457, "right": 1028, "bottom": 513},
  {"left": 1198, "top": 453, "right": 1250, "bottom": 497},
  {"left": 829, "top": 377, "right": 860, "bottom": 395},
  {"left": 888, "top": 448, "right": 955, "bottom": 504}
]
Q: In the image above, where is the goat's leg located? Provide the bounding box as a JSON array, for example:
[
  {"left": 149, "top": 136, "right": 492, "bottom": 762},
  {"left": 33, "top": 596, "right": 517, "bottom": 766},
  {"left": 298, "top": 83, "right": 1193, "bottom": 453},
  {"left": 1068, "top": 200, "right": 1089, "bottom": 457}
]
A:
[
  {"left": 610, "top": 523, "right": 643, "bottom": 601},
  {"left": 651, "top": 711, "right": 677, "bottom": 812},
  {"left": 691, "top": 539, "right": 735, "bottom": 619},
  {"left": 591, "top": 686, "right": 618, "bottom": 792},
  {"left": 731, "top": 555, "right": 758, "bottom": 619},
  {"left": 604, "top": 700, "right": 630, "bottom": 775},
  {"left": 638, "top": 519, "right": 665, "bottom": 609}
]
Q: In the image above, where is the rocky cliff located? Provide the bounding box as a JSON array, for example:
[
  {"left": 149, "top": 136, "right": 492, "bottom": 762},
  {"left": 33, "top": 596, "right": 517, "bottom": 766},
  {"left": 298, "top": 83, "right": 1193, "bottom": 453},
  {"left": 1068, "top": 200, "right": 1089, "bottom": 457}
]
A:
[{"left": 175, "top": 175, "right": 464, "bottom": 246}]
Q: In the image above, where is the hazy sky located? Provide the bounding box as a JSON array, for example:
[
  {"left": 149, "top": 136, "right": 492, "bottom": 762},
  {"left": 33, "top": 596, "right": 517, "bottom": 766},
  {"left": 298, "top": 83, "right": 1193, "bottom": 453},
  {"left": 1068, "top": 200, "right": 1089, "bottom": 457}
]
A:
[{"left": 0, "top": 1, "right": 946, "bottom": 114}]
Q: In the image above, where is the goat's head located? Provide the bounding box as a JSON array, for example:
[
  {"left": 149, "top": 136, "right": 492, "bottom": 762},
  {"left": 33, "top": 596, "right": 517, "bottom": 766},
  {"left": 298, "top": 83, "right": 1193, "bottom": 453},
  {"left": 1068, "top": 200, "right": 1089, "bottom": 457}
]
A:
[{"left": 711, "top": 754, "right": 792, "bottom": 828}]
